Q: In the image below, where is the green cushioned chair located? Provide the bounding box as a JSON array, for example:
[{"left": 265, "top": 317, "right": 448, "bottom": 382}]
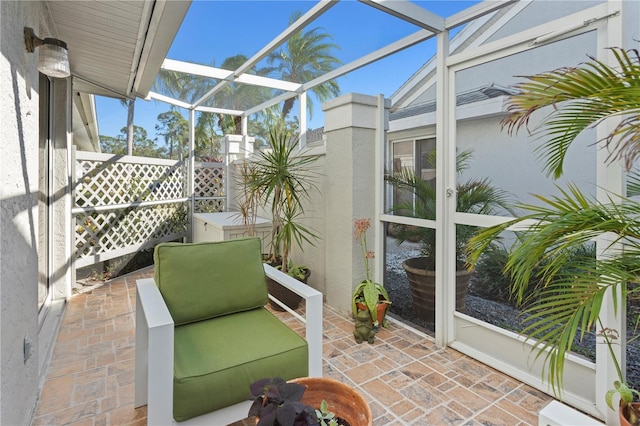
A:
[{"left": 134, "top": 238, "right": 323, "bottom": 425}]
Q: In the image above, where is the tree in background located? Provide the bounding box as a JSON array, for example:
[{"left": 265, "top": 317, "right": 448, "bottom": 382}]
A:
[
  {"left": 99, "top": 125, "right": 167, "bottom": 158},
  {"left": 266, "top": 10, "right": 342, "bottom": 120},
  {"left": 195, "top": 112, "right": 222, "bottom": 161},
  {"left": 156, "top": 111, "right": 189, "bottom": 161},
  {"left": 211, "top": 54, "right": 271, "bottom": 135}
]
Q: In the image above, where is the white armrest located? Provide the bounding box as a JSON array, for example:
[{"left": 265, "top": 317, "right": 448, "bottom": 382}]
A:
[
  {"left": 263, "top": 264, "right": 323, "bottom": 378},
  {"left": 135, "top": 278, "right": 174, "bottom": 425}
]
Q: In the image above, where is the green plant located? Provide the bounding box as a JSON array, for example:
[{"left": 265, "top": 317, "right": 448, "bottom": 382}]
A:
[
  {"left": 233, "top": 159, "right": 261, "bottom": 236},
  {"left": 276, "top": 260, "right": 308, "bottom": 281},
  {"left": 471, "top": 241, "right": 596, "bottom": 306},
  {"left": 315, "top": 400, "right": 343, "bottom": 426},
  {"left": 385, "top": 149, "right": 513, "bottom": 270},
  {"left": 466, "top": 47, "right": 640, "bottom": 423},
  {"left": 351, "top": 218, "right": 391, "bottom": 329},
  {"left": 248, "top": 126, "right": 320, "bottom": 274}
]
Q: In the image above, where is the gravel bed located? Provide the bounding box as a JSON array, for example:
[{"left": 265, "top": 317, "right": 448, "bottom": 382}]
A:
[{"left": 384, "top": 243, "right": 640, "bottom": 391}]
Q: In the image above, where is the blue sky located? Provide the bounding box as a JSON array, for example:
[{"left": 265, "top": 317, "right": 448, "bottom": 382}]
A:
[{"left": 95, "top": 1, "right": 478, "bottom": 143}]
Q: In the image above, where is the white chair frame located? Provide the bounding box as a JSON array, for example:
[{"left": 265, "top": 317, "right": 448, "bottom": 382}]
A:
[{"left": 134, "top": 264, "right": 324, "bottom": 425}]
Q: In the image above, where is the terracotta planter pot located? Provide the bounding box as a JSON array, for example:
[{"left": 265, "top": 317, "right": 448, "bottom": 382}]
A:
[
  {"left": 291, "top": 377, "right": 373, "bottom": 426},
  {"left": 620, "top": 402, "right": 640, "bottom": 426},
  {"left": 401, "top": 257, "right": 471, "bottom": 323},
  {"left": 266, "top": 268, "right": 310, "bottom": 311},
  {"left": 356, "top": 301, "right": 390, "bottom": 329}
]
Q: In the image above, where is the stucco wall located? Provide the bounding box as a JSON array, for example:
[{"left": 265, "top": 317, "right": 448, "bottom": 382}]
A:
[
  {"left": 1, "top": 2, "right": 67, "bottom": 424},
  {"left": 227, "top": 94, "right": 384, "bottom": 317},
  {"left": 321, "top": 94, "right": 382, "bottom": 316}
]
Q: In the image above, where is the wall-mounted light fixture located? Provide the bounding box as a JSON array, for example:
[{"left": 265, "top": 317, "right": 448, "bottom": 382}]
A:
[{"left": 24, "top": 27, "right": 70, "bottom": 78}]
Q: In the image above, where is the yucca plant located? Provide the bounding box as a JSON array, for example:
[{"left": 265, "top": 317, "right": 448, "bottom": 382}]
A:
[
  {"left": 466, "top": 47, "right": 640, "bottom": 424},
  {"left": 249, "top": 125, "right": 321, "bottom": 273}
]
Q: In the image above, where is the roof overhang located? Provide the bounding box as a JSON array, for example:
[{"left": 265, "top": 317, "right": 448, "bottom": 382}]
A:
[
  {"left": 47, "top": 0, "right": 191, "bottom": 100},
  {"left": 44, "top": 0, "right": 190, "bottom": 152}
]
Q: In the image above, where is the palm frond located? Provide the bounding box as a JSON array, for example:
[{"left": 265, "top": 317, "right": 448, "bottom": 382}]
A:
[
  {"left": 501, "top": 47, "right": 640, "bottom": 178},
  {"left": 468, "top": 184, "right": 640, "bottom": 394}
]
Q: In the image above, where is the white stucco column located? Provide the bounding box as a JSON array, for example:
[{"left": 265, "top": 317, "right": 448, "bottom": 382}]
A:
[{"left": 322, "top": 93, "right": 390, "bottom": 315}]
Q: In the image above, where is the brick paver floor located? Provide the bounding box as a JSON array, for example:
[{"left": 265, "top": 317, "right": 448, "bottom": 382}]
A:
[{"left": 32, "top": 267, "right": 553, "bottom": 425}]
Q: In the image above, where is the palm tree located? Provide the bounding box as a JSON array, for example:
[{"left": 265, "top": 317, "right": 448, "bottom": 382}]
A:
[
  {"left": 266, "top": 10, "right": 342, "bottom": 120},
  {"left": 154, "top": 55, "right": 271, "bottom": 138},
  {"left": 211, "top": 55, "right": 271, "bottom": 135},
  {"left": 466, "top": 47, "right": 640, "bottom": 420}
]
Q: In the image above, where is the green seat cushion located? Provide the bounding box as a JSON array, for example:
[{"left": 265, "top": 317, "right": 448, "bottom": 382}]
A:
[
  {"left": 154, "top": 238, "right": 268, "bottom": 325},
  {"left": 173, "top": 308, "right": 309, "bottom": 422}
]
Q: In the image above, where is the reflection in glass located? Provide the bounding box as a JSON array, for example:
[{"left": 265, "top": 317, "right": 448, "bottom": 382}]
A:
[{"left": 384, "top": 222, "right": 436, "bottom": 333}]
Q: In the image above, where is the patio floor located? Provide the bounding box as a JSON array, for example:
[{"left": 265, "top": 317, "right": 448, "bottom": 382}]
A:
[{"left": 32, "top": 267, "right": 554, "bottom": 426}]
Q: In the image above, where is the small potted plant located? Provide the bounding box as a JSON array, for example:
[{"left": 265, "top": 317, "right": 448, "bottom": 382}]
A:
[
  {"left": 351, "top": 218, "right": 391, "bottom": 333},
  {"left": 249, "top": 377, "right": 318, "bottom": 425},
  {"left": 248, "top": 377, "right": 372, "bottom": 426}
]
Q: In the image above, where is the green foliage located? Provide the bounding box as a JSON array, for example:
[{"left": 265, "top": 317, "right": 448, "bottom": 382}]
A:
[
  {"left": 385, "top": 149, "right": 513, "bottom": 270},
  {"left": 501, "top": 47, "right": 640, "bottom": 177},
  {"left": 316, "top": 400, "right": 343, "bottom": 426},
  {"left": 276, "top": 260, "right": 308, "bottom": 281},
  {"left": 466, "top": 47, "right": 640, "bottom": 416},
  {"left": 156, "top": 111, "right": 189, "bottom": 160},
  {"left": 471, "top": 241, "right": 596, "bottom": 306},
  {"left": 495, "top": 190, "right": 640, "bottom": 394},
  {"left": 266, "top": 10, "right": 342, "bottom": 120},
  {"left": 351, "top": 280, "right": 390, "bottom": 328},
  {"left": 99, "top": 125, "right": 167, "bottom": 158},
  {"left": 249, "top": 126, "right": 321, "bottom": 272}
]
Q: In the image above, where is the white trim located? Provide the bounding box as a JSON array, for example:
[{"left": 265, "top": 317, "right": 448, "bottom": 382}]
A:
[
  {"left": 447, "top": 3, "right": 614, "bottom": 70},
  {"left": 445, "top": 0, "right": 518, "bottom": 29},
  {"left": 359, "top": 0, "right": 445, "bottom": 32},
  {"left": 75, "top": 150, "right": 185, "bottom": 167},
  {"left": 451, "top": 313, "right": 601, "bottom": 419},
  {"left": 195, "top": 106, "right": 244, "bottom": 116},
  {"left": 161, "top": 59, "right": 302, "bottom": 93},
  {"left": 74, "top": 232, "right": 184, "bottom": 268},
  {"left": 146, "top": 91, "right": 192, "bottom": 110}
]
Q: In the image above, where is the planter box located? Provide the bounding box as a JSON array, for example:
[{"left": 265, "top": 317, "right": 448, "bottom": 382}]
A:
[{"left": 193, "top": 212, "right": 272, "bottom": 252}]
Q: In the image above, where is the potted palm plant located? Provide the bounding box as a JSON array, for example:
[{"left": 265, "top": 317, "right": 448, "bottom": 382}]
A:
[
  {"left": 466, "top": 47, "right": 640, "bottom": 425},
  {"left": 385, "top": 150, "right": 512, "bottom": 323},
  {"left": 248, "top": 125, "right": 321, "bottom": 310}
]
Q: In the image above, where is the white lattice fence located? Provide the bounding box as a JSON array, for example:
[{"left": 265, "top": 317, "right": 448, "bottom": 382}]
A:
[
  {"left": 73, "top": 151, "right": 188, "bottom": 268},
  {"left": 194, "top": 161, "right": 226, "bottom": 213}
]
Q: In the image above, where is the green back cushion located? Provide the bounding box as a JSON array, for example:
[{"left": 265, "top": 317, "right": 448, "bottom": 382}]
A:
[{"left": 154, "top": 238, "right": 268, "bottom": 325}]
